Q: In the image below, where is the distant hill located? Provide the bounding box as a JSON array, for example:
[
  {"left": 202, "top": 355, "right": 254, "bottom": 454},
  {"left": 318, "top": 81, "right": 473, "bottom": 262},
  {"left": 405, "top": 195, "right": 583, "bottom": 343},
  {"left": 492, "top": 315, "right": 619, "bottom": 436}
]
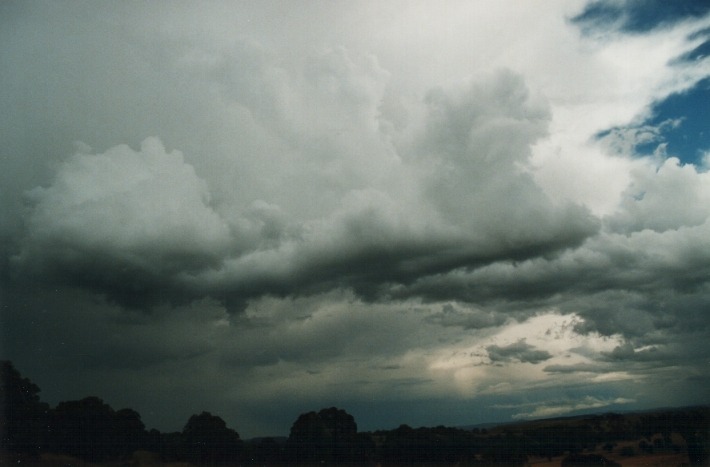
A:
[
  {"left": 459, "top": 405, "right": 709, "bottom": 434},
  {"left": 481, "top": 405, "right": 709, "bottom": 435},
  {"left": 457, "top": 421, "right": 510, "bottom": 431},
  {"left": 365, "top": 405, "right": 709, "bottom": 466}
]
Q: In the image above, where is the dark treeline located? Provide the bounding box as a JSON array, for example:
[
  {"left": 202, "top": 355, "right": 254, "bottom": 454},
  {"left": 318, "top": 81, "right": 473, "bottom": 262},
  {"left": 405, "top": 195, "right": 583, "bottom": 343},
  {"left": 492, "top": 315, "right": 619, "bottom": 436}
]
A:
[{"left": 2, "top": 361, "right": 708, "bottom": 466}]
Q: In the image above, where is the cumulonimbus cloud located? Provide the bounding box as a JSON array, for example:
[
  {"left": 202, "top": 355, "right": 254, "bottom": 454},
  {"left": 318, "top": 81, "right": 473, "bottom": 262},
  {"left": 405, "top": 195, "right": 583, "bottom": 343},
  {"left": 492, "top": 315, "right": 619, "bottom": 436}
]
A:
[
  {"left": 14, "top": 67, "right": 599, "bottom": 309},
  {"left": 3, "top": 1, "right": 710, "bottom": 436}
]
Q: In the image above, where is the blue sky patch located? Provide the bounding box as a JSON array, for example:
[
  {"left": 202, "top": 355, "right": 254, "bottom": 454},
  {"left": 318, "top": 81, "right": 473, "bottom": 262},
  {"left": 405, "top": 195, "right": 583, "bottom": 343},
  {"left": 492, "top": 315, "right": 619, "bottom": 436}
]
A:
[
  {"left": 598, "top": 78, "right": 710, "bottom": 165},
  {"left": 644, "top": 77, "right": 709, "bottom": 164},
  {"left": 573, "top": 0, "right": 710, "bottom": 33}
]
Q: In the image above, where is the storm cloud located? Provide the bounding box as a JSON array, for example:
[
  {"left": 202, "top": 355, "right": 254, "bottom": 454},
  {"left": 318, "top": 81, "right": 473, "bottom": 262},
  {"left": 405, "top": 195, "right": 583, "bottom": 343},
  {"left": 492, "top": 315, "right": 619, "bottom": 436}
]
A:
[{"left": 2, "top": 0, "right": 709, "bottom": 437}]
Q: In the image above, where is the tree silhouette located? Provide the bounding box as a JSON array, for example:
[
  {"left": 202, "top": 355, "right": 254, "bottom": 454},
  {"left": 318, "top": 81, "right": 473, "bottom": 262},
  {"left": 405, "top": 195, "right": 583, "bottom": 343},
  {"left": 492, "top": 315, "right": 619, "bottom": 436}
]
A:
[
  {"left": 50, "top": 396, "right": 119, "bottom": 461},
  {"left": 0, "top": 361, "right": 51, "bottom": 455},
  {"left": 182, "top": 411, "right": 242, "bottom": 465},
  {"left": 114, "top": 408, "right": 146, "bottom": 455},
  {"left": 288, "top": 407, "right": 361, "bottom": 465}
]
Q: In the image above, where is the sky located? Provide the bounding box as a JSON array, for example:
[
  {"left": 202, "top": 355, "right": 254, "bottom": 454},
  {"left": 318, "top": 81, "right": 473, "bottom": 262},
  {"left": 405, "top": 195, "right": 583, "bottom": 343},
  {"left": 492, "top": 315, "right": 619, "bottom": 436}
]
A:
[{"left": 1, "top": 0, "right": 709, "bottom": 438}]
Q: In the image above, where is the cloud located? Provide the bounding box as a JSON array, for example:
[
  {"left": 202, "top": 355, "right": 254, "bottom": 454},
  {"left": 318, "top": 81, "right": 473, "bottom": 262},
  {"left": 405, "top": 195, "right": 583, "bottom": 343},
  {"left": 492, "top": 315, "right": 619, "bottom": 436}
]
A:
[
  {"left": 395, "top": 153, "right": 710, "bottom": 325},
  {"left": 601, "top": 342, "right": 670, "bottom": 363},
  {"left": 13, "top": 138, "right": 231, "bottom": 306},
  {"left": 486, "top": 339, "right": 553, "bottom": 365},
  {"left": 605, "top": 156, "right": 710, "bottom": 234},
  {"left": 510, "top": 396, "right": 636, "bottom": 420},
  {"left": 11, "top": 64, "right": 600, "bottom": 309},
  {"left": 416, "top": 70, "right": 598, "bottom": 247},
  {"left": 543, "top": 363, "right": 607, "bottom": 374},
  {"left": 597, "top": 118, "right": 683, "bottom": 156},
  {"left": 426, "top": 303, "right": 508, "bottom": 330},
  {"left": 2, "top": 1, "right": 710, "bottom": 438}
]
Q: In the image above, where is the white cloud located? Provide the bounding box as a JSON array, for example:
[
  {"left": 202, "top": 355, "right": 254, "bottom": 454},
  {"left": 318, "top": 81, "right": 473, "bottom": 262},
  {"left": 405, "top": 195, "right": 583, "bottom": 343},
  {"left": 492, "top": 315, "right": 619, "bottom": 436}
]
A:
[
  {"left": 606, "top": 156, "right": 710, "bottom": 233},
  {"left": 16, "top": 138, "right": 231, "bottom": 285},
  {"left": 424, "top": 312, "right": 625, "bottom": 399}
]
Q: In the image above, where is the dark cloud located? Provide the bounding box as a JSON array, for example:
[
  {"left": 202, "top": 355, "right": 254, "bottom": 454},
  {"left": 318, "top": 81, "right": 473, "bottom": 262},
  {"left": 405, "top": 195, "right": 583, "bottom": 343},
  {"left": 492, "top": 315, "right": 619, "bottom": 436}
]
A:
[
  {"left": 486, "top": 339, "right": 553, "bottom": 364},
  {"left": 10, "top": 139, "right": 231, "bottom": 308},
  {"left": 425, "top": 304, "right": 508, "bottom": 330},
  {"left": 543, "top": 363, "right": 607, "bottom": 374},
  {"left": 604, "top": 343, "right": 646, "bottom": 361},
  {"left": 8, "top": 68, "right": 600, "bottom": 311}
]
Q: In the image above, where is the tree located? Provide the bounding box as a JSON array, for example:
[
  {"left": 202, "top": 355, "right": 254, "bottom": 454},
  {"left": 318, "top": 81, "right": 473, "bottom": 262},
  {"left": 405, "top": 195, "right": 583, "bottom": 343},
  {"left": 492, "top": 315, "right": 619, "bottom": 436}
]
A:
[
  {"left": 0, "top": 361, "right": 51, "bottom": 455},
  {"left": 50, "top": 396, "right": 118, "bottom": 461},
  {"left": 182, "top": 411, "right": 242, "bottom": 465},
  {"left": 288, "top": 407, "right": 361, "bottom": 465},
  {"left": 114, "top": 408, "right": 147, "bottom": 456}
]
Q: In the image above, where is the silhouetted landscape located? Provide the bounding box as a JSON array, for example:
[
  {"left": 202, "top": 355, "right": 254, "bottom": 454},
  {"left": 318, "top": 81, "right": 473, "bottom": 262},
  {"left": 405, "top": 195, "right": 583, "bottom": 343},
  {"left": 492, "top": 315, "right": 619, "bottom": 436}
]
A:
[{"left": 2, "top": 361, "right": 708, "bottom": 466}]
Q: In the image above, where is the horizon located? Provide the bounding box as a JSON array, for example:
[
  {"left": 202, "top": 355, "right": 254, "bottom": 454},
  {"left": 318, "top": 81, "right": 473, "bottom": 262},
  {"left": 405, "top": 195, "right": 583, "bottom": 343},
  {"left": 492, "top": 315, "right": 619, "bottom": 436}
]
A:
[
  {"left": 5, "top": 359, "right": 708, "bottom": 439},
  {"left": 1, "top": 0, "right": 710, "bottom": 439}
]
